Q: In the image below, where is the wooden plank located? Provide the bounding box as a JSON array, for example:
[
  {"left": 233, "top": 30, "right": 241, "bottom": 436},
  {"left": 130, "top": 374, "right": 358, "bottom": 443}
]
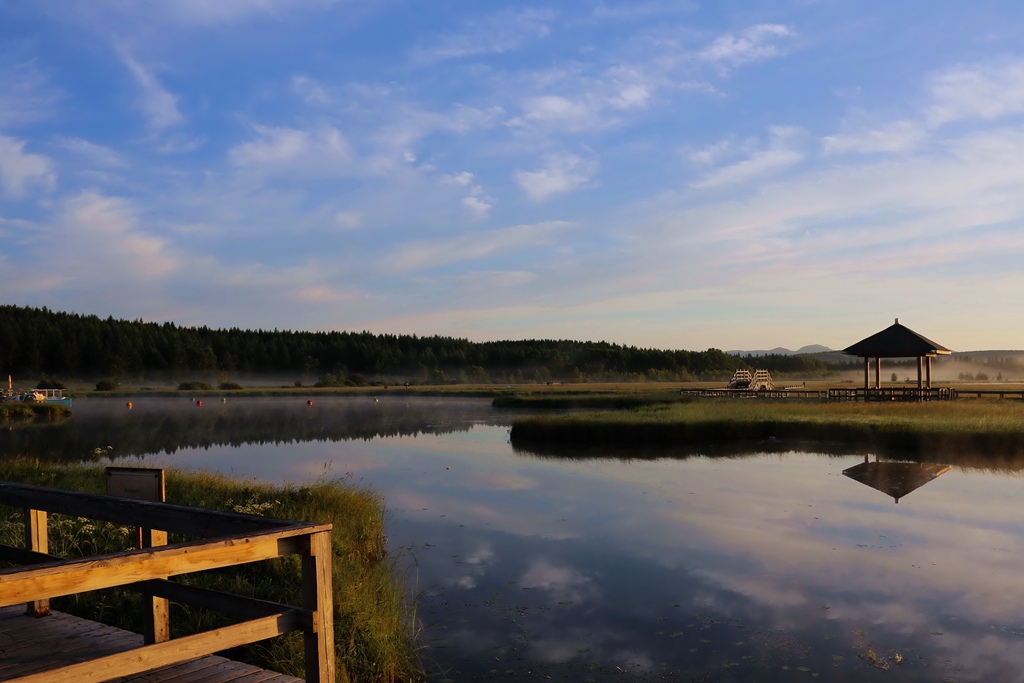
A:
[
  {"left": 0, "top": 545, "right": 60, "bottom": 565},
  {"left": 0, "top": 484, "right": 298, "bottom": 538},
  {"left": 134, "top": 580, "right": 312, "bottom": 627},
  {"left": 0, "top": 607, "right": 303, "bottom": 683},
  {"left": 5, "top": 612, "right": 302, "bottom": 683},
  {"left": 0, "top": 528, "right": 327, "bottom": 607}
]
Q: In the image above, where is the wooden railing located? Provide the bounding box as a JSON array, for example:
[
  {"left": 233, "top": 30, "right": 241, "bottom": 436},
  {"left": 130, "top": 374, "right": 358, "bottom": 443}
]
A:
[
  {"left": 827, "top": 387, "right": 957, "bottom": 402},
  {"left": 0, "top": 483, "right": 334, "bottom": 683}
]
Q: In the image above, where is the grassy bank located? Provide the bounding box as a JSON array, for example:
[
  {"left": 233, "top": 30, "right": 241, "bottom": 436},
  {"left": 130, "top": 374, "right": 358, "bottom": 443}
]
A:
[
  {"left": 0, "top": 461, "right": 422, "bottom": 683},
  {"left": 510, "top": 399, "right": 1024, "bottom": 459},
  {"left": 0, "top": 403, "right": 71, "bottom": 423},
  {"left": 493, "top": 388, "right": 683, "bottom": 409}
]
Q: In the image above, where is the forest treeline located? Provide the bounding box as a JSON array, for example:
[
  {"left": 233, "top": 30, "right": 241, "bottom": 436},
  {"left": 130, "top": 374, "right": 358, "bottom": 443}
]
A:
[{"left": 0, "top": 305, "right": 850, "bottom": 384}]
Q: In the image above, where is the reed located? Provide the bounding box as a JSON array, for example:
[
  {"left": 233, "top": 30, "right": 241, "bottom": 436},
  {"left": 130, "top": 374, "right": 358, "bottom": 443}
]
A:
[
  {"left": 0, "top": 403, "right": 71, "bottom": 422},
  {"left": 0, "top": 461, "right": 422, "bottom": 683}
]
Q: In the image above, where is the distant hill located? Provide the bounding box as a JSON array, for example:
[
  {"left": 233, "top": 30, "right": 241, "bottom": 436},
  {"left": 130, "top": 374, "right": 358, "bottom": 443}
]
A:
[{"left": 727, "top": 344, "right": 834, "bottom": 356}]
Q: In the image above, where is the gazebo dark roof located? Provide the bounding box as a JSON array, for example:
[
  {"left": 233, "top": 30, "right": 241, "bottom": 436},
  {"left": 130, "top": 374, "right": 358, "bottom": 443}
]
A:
[
  {"left": 842, "top": 460, "right": 951, "bottom": 504},
  {"left": 842, "top": 319, "right": 952, "bottom": 359}
]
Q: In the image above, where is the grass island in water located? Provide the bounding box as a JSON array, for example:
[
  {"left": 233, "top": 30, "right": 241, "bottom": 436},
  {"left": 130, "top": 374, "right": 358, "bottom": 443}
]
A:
[{"left": 509, "top": 397, "right": 1024, "bottom": 459}]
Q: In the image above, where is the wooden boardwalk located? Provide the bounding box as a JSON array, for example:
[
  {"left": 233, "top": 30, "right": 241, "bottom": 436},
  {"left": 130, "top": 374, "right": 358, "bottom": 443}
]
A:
[{"left": 0, "top": 606, "right": 303, "bottom": 683}]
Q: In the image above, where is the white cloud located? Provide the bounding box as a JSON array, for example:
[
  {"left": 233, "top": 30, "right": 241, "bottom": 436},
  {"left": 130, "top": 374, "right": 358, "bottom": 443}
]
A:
[
  {"left": 119, "top": 53, "right": 184, "bottom": 131},
  {"left": 291, "top": 75, "right": 333, "bottom": 105},
  {"left": 698, "top": 24, "right": 796, "bottom": 71},
  {"left": 59, "top": 192, "right": 178, "bottom": 277},
  {"left": 334, "top": 211, "right": 362, "bottom": 230},
  {"left": 823, "top": 120, "right": 927, "bottom": 154},
  {"left": 462, "top": 195, "right": 492, "bottom": 218},
  {"left": 512, "top": 94, "right": 603, "bottom": 132},
  {"left": 440, "top": 171, "right": 492, "bottom": 217},
  {"left": 692, "top": 127, "right": 804, "bottom": 189},
  {"left": 0, "top": 135, "right": 56, "bottom": 199},
  {"left": 229, "top": 125, "right": 352, "bottom": 175},
  {"left": 54, "top": 136, "right": 130, "bottom": 168},
  {"left": 73, "top": 0, "right": 334, "bottom": 27},
  {"left": 687, "top": 135, "right": 756, "bottom": 166},
  {"left": 386, "top": 220, "right": 572, "bottom": 272},
  {"left": 414, "top": 8, "right": 555, "bottom": 63},
  {"left": 926, "top": 59, "right": 1024, "bottom": 126},
  {"left": 592, "top": 1, "right": 698, "bottom": 21},
  {"left": 515, "top": 153, "right": 597, "bottom": 202}
]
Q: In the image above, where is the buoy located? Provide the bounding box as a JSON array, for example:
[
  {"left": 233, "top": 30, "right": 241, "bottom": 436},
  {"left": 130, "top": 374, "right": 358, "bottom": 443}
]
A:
[
  {"left": 373, "top": 397, "right": 379, "bottom": 403},
  {"left": 196, "top": 400, "right": 202, "bottom": 407},
  {"left": 222, "top": 397, "right": 227, "bottom": 403},
  {"left": 126, "top": 401, "right": 132, "bottom": 410},
  {"left": 307, "top": 399, "right": 313, "bottom": 407}
]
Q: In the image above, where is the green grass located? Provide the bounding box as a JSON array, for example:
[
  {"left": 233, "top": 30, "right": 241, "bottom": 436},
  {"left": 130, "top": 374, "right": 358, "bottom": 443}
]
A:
[
  {"left": 510, "top": 399, "right": 1024, "bottom": 460},
  {"left": 0, "top": 461, "right": 423, "bottom": 683},
  {"left": 0, "top": 402, "right": 71, "bottom": 423}
]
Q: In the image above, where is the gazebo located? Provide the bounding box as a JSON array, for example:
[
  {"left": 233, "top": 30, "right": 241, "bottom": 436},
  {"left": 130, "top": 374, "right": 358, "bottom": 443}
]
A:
[{"left": 843, "top": 319, "right": 952, "bottom": 391}]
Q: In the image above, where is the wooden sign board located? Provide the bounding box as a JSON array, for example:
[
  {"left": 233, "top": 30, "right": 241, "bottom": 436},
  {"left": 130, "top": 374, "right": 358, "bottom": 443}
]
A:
[{"left": 106, "top": 467, "right": 166, "bottom": 502}]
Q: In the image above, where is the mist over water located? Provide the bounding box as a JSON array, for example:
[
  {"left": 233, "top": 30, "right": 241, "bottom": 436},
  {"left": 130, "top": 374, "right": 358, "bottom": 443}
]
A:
[{"left": 4, "top": 396, "right": 1024, "bottom": 681}]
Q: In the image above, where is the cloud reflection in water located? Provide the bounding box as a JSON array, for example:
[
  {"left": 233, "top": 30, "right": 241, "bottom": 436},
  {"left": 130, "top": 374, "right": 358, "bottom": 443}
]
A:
[{"left": 79, "top": 397, "right": 1024, "bottom": 681}]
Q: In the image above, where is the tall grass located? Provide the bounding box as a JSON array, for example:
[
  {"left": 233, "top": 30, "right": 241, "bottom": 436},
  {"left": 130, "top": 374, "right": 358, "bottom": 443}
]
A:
[
  {"left": 0, "top": 403, "right": 71, "bottom": 422},
  {"left": 0, "top": 461, "right": 423, "bottom": 683}
]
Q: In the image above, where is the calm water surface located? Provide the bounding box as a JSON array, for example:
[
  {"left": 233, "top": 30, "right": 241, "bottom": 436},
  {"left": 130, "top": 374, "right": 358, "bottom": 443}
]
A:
[{"left": 5, "top": 396, "right": 1024, "bottom": 682}]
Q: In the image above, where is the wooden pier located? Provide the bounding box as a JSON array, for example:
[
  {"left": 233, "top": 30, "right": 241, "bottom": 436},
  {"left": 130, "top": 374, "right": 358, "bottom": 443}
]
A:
[
  {"left": 828, "top": 387, "right": 957, "bottom": 402},
  {"left": 0, "top": 605, "right": 302, "bottom": 682},
  {"left": 0, "top": 482, "right": 335, "bottom": 683},
  {"left": 678, "top": 385, "right": 1024, "bottom": 402},
  {"left": 681, "top": 388, "right": 829, "bottom": 400},
  {"left": 681, "top": 386, "right": 965, "bottom": 401}
]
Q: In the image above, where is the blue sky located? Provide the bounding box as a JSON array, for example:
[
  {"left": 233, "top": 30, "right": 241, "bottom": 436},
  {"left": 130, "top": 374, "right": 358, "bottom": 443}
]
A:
[{"left": 3, "top": 1, "right": 1024, "bottom": 352}]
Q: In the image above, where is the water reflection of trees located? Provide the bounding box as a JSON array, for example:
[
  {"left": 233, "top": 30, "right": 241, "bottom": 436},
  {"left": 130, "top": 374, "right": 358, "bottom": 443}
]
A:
[{"left": 0, "top": 398, "right": 504, "bottom": 462}]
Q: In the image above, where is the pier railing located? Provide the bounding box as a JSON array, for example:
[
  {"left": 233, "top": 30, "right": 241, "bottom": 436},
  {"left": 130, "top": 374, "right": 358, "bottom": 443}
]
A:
[
  {"left": 0, "top": 482, "right": 334, "bottom": 683},
  {"left": 680, "top": 388, "right": 829, "bottom": 400},
  {"left": 827, "top": 387, "right": 957, "bottom": 402}
]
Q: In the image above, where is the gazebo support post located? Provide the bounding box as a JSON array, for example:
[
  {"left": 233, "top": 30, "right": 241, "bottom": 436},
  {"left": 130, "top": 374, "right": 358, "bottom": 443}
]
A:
[
  {"left": 874, "top": 357, "right": 880, "bottom": 389},
  {"left": 926, "top": 357, "right": 932, "bottom": 389},
  {"left": 917, "top": 356, "right": 923, "bottom": 391},
  {"left": 864, "top": 357, "right": 870, "bottom": 391}
]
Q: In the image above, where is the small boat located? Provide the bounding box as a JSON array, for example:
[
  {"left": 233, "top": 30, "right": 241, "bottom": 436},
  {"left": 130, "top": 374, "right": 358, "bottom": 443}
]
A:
[{"left": 2, "top": 387, "right": 73, "bottom": 407}]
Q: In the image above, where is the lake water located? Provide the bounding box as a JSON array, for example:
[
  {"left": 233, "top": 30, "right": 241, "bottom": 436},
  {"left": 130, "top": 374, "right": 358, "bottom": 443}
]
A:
[{"left": 4, "top": 395, "right": 1024, "bottom": 682}]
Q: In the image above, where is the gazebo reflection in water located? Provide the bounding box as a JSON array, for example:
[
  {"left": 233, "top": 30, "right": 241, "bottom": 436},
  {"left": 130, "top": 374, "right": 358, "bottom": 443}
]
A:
[{"left": 842, "top": 455, "right": 951, "bottom": 504}]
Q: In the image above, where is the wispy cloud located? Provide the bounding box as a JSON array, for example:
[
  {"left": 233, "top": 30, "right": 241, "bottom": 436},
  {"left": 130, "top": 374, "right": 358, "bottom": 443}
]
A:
[
  {"left": 698, "top": 24, "right": 796, "bottom": 71},
  {"left": 823, "top": 120, "right": 927, "bottom": 154},
  {"left": 386, "top": 220, "right": 572, "bottom": 272},
  {"left": 0, "top": 135, "right": 55, "bottom": 199},
  {"left": 228, "top": 124, "right": 353, "bottom": 176},
  {"left": 118, "top": 52, "right": 184, "bottom": 132},
  {"left": 54, "top": 136, "right": 130, "bottom": 168},
  {"left": 413, "top": 8, "right": 556, "bottom": 63},
  {"left": 515, "top": 153, "right": 597, "bottom": 202},
  {"left": 926, "top": 59, "right": 1024, "bottom": 126},
  {"left": 0, "top": 60, "right": 61, "bottom": 128},
  {"left": 692, "top": 127, "right": 804, "bottom": 188}
]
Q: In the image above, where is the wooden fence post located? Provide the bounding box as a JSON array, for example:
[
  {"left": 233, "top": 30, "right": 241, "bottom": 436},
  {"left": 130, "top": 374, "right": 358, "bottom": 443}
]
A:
[
  {"left": 24, "top": 508, "right": 50, "bottom": 617},
  {"left": 141, "top": 528, "right": 170, "bottom": 643},
  {"left": 302, "top": 529, "right": 336, "bottom": 683}
]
